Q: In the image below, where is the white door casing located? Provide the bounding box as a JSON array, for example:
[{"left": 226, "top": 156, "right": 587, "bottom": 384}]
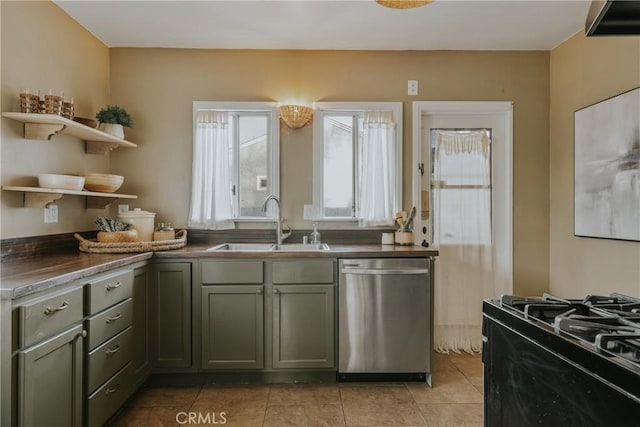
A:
[{"left": 412, "top": 101, "right": 513, "bottom": 297}]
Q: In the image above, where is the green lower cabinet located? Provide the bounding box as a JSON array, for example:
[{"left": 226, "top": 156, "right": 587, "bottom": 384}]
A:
[
  {"left": 272, "top": 284, "right": 335, "bottom": 369},
  {"left": 131, "top": 265, "right": 152, "bottom": 390},
  {"left": 154, "top": 262, "right": 192, "bottom": 369},
  {"left": 201, "top": 285, "right": 264, "bottom": 369},
  {"left": 18, "top": 324, "right": 84, "bottom": 427}
]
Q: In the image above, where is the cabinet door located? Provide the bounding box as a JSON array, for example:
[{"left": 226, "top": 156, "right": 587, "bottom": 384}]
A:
[
  {"left": 154, "top": 262, "right": 192, "bottom": 368},
  {"left": 201, "top": 285, "right": 264, "bottom": 369},
  {"left": 131, "top": 265, "right": 152, "bottom": 389},
  {"left": 18, "top": 324, "right": 84, "bottom": 427},
  {"left": 272, "top": 284, "right": 335, "bottom": 369}
]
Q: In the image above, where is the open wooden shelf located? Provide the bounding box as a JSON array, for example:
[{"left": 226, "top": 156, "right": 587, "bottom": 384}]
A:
[
  {"left": 2, "top": 112, "right": 137, "bottom": 154},
  {"left": 2, "top": 186, "right": 138, "bottom": 209}
]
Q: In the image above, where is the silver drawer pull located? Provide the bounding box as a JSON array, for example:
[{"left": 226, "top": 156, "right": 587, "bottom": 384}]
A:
[
  {"left": 44, "top": 301, "right": 69, "bottom": 316},
  {"left": 106, "top": 281, "right": 121, "bottom": 291},
  {"left": 105, "top": 381, "right": 121, "bottom": 396},
  {"left": 273, "top": 288, "right": 279, "bottom": 294},
  {"left": 105, "top": 343, "right": 121, "bottom": 356},
  {"left": 256, "top": 289, "right": 262, "bottom": 295},
  {"left": 105, "top": 313, "right": 121, "bottom": 324}
]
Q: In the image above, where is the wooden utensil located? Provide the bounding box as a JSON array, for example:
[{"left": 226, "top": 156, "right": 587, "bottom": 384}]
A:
[{"left": 404, "top": 206, "right": 416, "bottom": 231}]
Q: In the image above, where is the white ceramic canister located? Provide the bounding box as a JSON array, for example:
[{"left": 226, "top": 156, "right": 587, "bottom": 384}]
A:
[{"left": 118, "top": 208, "right": 156, "bottom": 242}]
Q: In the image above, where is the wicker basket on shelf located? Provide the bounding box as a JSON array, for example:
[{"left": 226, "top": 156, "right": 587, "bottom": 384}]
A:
[{"left": 75, "top": 229, "right": 187, "bottom": 253}]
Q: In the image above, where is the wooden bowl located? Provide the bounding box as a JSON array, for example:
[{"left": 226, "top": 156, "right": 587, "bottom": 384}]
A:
[
  {"left": 38, "top": 174, "right": 85, "bottom": 191},
  {"left": 83, "top": 173, "right": 124, "bottom": 193},
  {"left": 97, "top": 230, "right": 138, "bottom": 243},
  {"left": 72, "top": 117, "right": 98, "bottom": 128}
]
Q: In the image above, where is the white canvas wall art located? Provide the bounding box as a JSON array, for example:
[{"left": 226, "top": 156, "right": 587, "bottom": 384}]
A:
[{"left": 574, "top": 87, "right": 640, "bottom": 242}]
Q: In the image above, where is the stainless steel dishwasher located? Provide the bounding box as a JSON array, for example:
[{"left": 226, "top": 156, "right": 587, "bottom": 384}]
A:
[{"left": 338, "top": 258, "right": 433, "bottom": 384}]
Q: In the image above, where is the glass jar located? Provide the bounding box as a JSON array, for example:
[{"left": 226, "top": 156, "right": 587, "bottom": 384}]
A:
[{"left": 156, "top": 222, "right": 174, "bottom": 231}]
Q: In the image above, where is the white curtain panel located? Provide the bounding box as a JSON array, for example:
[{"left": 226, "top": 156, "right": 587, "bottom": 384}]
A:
[
  {"left": 433, "top": 130, "right": 496, "bottom": 353},
  {"left": 188, "top": 111, "right": 235, "bottom": 230},
  {"left": 358, "top": 111, "right": 396, "bottom": 227}
]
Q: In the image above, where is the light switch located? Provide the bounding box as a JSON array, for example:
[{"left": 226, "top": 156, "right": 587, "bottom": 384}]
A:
[
  {"left": 408, "top": 80, "right": 418, "bottom": 96},
  {"left": 303, "top": 204, "right": 314, "bottom": 220},
  {"left": 118, "top": 204, "right": 130, "bottom": 214},
  {"left": 44, "top": 204, "right": 58, "bottom": 223}
]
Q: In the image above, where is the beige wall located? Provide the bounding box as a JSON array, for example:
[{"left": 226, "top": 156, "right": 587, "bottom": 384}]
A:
[
  {"left": 1, "top": 0, "right": 110, "bottom": 238},
  {"left": 109, "top": 48, "right": 550, "bottom": 295},
  {"left": 549, "top": 33, "right": 640, "bottom": 298},
  {"left": 0, "top": 1, "right": 552, "bottom": 295},
  {"left": 2, "top": 0, "right": 636, "bottom": 310}
]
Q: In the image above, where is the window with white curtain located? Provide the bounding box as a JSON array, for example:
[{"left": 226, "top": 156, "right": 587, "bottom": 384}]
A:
[
  {"left": 313, "top": 102, "right": 402, "bottom": 226},
  {"left": 431, "top": 129, "right": 492, "bottom": 244},
  {"left": 189, "top": 102, "right": 279, "bottom": 229}
]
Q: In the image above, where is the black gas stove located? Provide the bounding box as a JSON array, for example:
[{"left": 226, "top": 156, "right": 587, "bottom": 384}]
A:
[{"left": 483, "top": 293, "right": 640, "bottom": 426}]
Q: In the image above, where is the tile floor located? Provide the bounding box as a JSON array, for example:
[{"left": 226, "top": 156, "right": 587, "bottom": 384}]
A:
[{"left": 110, "top": 352, "right": 483, "bottom": 427}]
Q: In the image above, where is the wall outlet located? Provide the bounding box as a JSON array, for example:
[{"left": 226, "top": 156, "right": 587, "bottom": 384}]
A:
[
  {"left": 303, "top": 204, "right": 314, "bottom": 220},
  {"left": 408, "top": 80, "right": 418, "bottom": 96},
  {"left": 44, "top": 204, "right": 58, "bottom": 223},
  {"left": 118, "top": 204, "right": 130, "bottom": 214}
]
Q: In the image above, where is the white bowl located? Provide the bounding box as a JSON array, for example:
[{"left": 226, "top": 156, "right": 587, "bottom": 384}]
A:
[{"left": 38, "top": 174, "right": 85, "bottom": 191}]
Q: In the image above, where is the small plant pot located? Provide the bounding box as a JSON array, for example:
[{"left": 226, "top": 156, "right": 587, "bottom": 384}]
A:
[
  {"left": 98, "top": 123, "right": 125, "bottom": 139},
  {"left": 97, "top": 230, "right": 138, "bottom": 243},
  {"left": 394, "top": 231, "right": 414, "bottom": 246}
]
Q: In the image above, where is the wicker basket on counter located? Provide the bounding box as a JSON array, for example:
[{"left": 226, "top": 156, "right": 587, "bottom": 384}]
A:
[{"left": 75, "top": 229, "right": 186, "bottom": 253}]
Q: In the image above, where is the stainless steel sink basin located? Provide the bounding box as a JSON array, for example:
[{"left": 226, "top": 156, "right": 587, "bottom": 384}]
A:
[
  {"left": 271, "top": 243, "right": 331, "bottom": 251},
  {"left": 206, "top": 243, "right": 275, "bottom": 251},
  {"left": 206, "top": 242, "right": 331, "bottom": 252}
]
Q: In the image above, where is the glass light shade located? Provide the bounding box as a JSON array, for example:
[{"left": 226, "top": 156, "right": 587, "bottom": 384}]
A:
[
  {"left": 279, "top": 105, "right": 314, "bottom": 129},
  {"left": 375, "top": 0, "right": 433, "bottom": 9}
]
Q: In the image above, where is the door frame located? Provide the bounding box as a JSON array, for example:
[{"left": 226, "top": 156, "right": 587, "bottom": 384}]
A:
[{"left": 412, "top": 101, "right": 513, "bottom": 294}]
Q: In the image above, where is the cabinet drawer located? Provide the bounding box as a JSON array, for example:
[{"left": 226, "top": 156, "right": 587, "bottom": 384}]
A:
[
  {"left": 87, "top": 362, "right": 132, "bottom": 427},
  {"left": 87, "top": 298, "right": 133, "bottom": 350},
  {"left": 272, "top": 260, "right": 335, "bottom": 284},
  {"left": 201, "top": 260, "right": 263, "bottom": 284},
  {"left": 86, "top": 269, "right": 133, "bottom": 314},
  {"left": 20, "top": 286, "right": 84, "bottom": 348},
  {"left": 87, "top": 326, "right": 133, "bottom": 393}
]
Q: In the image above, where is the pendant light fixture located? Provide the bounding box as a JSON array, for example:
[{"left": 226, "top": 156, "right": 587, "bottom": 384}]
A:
[{"left": 375, "top": 0, "right": 433, "bottom": 9}]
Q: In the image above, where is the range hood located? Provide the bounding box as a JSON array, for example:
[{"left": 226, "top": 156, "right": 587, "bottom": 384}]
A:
[{"left": 586, "top": 0, "right": 640, "bottom": 36}]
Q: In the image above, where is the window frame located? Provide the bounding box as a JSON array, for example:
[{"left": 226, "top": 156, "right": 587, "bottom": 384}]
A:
[
  {"left": 430, "top": 128, "right": 493, "bottom": 245},
  {"left": 312, "top": 101, "right": 403, "bottom": 224},
  {"left": 192, "top": 101, "right": 280, "bottom": 222}
]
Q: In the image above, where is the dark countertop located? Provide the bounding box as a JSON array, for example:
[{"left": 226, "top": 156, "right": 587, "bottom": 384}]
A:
[
  {"left": 1, "top": 252, "right": 153, "bottom": 300},
  {"left": 153, "top": 243, "right": 439, "bottom": 259},
  {"left": 1, "top": 244, "right": 437, "bottom": 300}
]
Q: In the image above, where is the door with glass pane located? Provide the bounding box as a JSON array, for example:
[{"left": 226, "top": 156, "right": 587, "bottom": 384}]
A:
[{"left": 421, "top": 113, "right": 510, "bottom": 353}]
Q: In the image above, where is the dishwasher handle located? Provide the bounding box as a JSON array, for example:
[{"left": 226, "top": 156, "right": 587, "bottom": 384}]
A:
[{"left": 341, "top": 268, "right": 429, "bottom": 275}]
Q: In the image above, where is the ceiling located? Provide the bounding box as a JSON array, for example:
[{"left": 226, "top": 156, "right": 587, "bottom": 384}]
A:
[{"left": 54, "top": 0, "right": 593, "bottom": 51}]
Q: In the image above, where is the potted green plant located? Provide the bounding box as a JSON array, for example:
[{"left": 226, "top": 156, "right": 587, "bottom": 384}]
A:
[{"left": 95, "top": 105, "right": 133, "bottom": 139}]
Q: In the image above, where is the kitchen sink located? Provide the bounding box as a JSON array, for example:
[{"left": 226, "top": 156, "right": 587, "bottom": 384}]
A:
[
  {"left": 206, "top": 243, "right": 275, "bottom": 251},
  {"left": 206, "top": 242, "right": 331, "bottom": 252},
  {"left": 271, "top": 243, "right": 331, "bottom": 251}
]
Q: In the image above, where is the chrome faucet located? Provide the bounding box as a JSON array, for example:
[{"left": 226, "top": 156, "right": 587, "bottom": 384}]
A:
[{"left": 262, "top": 195, "right": 292, "bottom": 245}]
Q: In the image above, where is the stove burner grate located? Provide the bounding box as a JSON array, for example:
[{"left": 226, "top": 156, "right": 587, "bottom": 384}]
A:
[
  {"left": 499, "top": 292, "right": 640, "bottom": 369},
  {"left": 595, "top": 335, "right": 640, "bottom": 364}
]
